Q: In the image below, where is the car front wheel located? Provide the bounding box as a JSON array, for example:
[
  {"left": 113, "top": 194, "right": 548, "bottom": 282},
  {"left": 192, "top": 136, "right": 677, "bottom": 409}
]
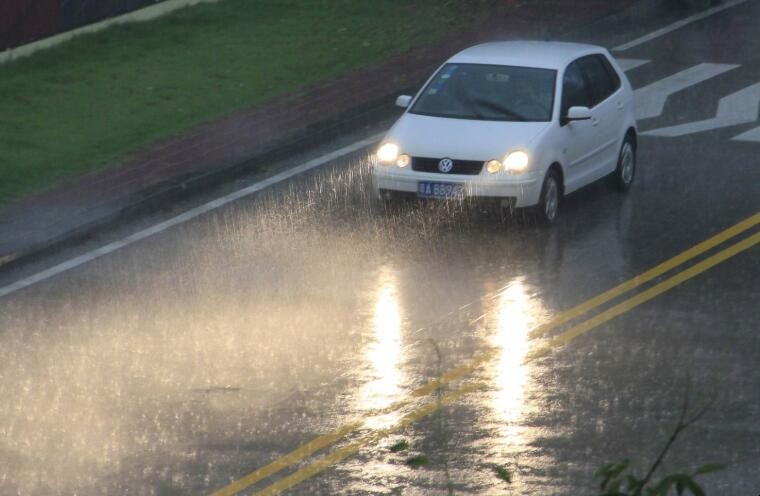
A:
[
  {"left": 536, "top": 170, "right": 561, "bottom": 226},
  {"left": 611, "top": 135, "right": 636, "bottom": 192}
]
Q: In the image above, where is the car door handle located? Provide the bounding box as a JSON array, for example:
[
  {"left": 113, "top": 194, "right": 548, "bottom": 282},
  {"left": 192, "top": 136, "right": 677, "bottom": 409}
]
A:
[
  {"left": 616, "top": 102, "right": 624, "bottom": 111},
  {"left": 591, "top": 117, "right": 599, "bottom": 126}
]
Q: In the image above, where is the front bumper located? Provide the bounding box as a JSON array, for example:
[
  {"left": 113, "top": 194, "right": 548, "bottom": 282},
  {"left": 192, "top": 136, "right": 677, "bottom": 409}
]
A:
[{"left": 372, "top": 168, "right": 543, "bottom": 208}]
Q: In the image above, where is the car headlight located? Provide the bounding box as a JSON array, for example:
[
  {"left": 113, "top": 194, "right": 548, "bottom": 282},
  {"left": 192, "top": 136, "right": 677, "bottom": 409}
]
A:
[
  {"left": 396, "top": 154, "right": 410, "bottom": 168},
  {"left": 486, "top": 159, "right": 502, "bottom": 174},
  {"left": 377, "top": 143, "right": 399, "bottom": 164},
  {"left": 503, "top": 151, "right": 529, "bottom": 174}
]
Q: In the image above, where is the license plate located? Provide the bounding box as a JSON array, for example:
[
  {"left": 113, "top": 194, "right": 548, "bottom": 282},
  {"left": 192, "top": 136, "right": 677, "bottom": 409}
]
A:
[{"left": 417, "top": 181, "right": 464, "bottom": 199}]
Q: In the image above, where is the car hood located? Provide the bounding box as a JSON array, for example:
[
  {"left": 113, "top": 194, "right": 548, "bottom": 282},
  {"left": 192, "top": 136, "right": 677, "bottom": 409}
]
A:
[{"left": 385, "top": 113, "right": 550, "bottom": 161}]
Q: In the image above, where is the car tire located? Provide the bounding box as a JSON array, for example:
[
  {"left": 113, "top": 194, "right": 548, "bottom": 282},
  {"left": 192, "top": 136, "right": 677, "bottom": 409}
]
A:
[
  {"left": 536, "top": 170, "right": 561, "bottom": 226},
  {"left": 374, "top": 190, "right": 393, "bottom": 212},
  {"left": 611, "top": 135, "right": 636, "bottom": 192},
  {"left": 375, "top": 189, "right": 405, "bottom": 213}
]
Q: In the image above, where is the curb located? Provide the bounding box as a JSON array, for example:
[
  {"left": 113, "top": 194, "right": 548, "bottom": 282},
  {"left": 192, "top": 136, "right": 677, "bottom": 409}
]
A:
[{"left": 0, "top": 0, "right": 675, "bottom": 274}]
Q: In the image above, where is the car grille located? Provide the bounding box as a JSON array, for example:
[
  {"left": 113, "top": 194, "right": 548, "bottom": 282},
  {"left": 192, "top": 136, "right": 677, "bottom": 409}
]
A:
[{"left": 411, "top": 157, "right": 484, "bottom": 175}]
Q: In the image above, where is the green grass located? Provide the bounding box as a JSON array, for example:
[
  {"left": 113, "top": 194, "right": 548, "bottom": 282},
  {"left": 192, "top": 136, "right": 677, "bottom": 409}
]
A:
[{"left": 0, "top": 0, "right": 479, "bottom": 205}]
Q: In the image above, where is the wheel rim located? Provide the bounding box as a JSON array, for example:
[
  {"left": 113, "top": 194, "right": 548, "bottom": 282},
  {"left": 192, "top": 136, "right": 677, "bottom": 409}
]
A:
[
  {"left": 621, "top": 142, "right": 635, "bottom": 184},
  {"left": 544, "top": 177, "right": 558, "bottom": 221}
]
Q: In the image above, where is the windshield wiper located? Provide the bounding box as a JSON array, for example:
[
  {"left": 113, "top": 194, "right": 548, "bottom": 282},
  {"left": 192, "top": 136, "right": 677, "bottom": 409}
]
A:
[{"left": 471, "top": 98, "right": 528, "bottom": 121}]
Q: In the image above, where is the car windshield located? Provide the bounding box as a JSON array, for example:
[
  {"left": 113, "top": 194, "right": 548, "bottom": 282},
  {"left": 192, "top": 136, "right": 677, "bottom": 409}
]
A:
[{"left": 410, "top": 63, "right": 556, "bottom": 122}]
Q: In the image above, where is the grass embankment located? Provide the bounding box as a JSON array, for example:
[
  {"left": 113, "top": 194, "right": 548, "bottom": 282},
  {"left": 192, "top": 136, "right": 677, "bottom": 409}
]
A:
[{"left": 0, "top": 0, "right": 481, "bottom": 205}]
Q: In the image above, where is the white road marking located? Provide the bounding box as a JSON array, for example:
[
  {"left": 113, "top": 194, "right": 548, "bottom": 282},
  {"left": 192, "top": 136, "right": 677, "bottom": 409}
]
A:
[
  {"left": 634, "top": 63, "right": 739, "bottom": 120},
  {"left": 613, "top": 0, "right": 749, "bottom": 52},
  {"left": 732, "top": 126, "right": 760, "bottom": 142},
  {"left": 643, "top": 82, "right": 760, "bottom": 137},
  {"left": 0, "top": 134, "right": 383, "bottom": 298},
  {"left": 616, "top": 58, "right": 650, "bottom": 72}
]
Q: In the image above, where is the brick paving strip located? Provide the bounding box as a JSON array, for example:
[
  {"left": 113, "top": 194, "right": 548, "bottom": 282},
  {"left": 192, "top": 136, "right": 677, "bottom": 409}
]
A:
[{"left": 0, "top": 0, "right": 657, "bottom": 270}]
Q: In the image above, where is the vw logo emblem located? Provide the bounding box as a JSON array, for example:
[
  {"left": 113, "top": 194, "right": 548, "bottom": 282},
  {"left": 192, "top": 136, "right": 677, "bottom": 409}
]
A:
[{"left": 438, "top": 158, "right": 454, "bottom": 173}]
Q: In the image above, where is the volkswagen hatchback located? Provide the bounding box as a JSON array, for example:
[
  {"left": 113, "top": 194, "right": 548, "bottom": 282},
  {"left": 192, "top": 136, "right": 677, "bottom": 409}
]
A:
[{"left": 372, "top": 41, "right": 637, "bottom": 224}]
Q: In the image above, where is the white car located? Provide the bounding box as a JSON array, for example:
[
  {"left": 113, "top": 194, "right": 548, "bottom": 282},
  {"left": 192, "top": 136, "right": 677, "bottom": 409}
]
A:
[{"left": 372, "top": 41, "right": 637, "bottom": 224}]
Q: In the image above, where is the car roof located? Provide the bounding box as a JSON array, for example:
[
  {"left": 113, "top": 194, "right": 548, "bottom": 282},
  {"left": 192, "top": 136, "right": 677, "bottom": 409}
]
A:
[{"left": 447, "top": 41, "right": 606, "bottom": 70}]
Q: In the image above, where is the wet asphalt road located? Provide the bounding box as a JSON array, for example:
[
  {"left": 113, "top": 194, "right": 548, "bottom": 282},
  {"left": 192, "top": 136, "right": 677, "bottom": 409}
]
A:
[{"left": 1, "top": 3, "right": 760, "bottom": 495}]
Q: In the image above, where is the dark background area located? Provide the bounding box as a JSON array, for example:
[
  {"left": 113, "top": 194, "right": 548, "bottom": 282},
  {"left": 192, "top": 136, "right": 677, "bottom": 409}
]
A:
[{"left": 0, "top": 0, "right": 166, "bottom": 50}]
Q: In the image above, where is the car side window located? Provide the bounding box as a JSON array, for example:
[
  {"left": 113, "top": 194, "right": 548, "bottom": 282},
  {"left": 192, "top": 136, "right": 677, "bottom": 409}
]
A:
[
  {"left": 598, "top": 55, "right": 621, "bottom": 93},
  {"left": 561, "top": 61, "right": 592, "bottom": 116},
  {"left": 578, "top": 55, "right": 617, "bottom": 107}
]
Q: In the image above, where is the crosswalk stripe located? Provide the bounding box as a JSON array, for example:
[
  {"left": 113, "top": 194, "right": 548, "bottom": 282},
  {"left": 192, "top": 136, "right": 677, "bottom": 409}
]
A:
[
  {"left": 732, "top": 126, "right": 760, "bottom": 142},
  {"left": 616, "top": 58, "right": 650, "bottom": 72},
  {"left": 634, "top": 63, "right": 739, "bottom": 120},
  {"left": 642, "top": 82, "right": 760, "bottom": 137}
]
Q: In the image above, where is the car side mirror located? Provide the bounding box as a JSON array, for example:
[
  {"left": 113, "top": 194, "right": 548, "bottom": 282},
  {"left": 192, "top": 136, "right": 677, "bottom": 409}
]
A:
[
  {"left": 561, "top": 106, "right": 592, "bottom": 125},
  {"left": 395, "top": 95, "right": 413, "bottom": 109}
]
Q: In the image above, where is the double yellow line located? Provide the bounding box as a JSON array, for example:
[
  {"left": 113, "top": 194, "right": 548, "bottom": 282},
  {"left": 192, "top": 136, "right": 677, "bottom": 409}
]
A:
[{"left": 211, "top": 211, "right": 760, "bottom": 496}]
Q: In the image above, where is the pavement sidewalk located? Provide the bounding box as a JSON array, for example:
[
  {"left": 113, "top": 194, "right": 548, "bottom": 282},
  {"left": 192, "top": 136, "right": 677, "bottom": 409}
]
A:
[{"left": 0, "top": 0, "right": 660, "bottom": 270}]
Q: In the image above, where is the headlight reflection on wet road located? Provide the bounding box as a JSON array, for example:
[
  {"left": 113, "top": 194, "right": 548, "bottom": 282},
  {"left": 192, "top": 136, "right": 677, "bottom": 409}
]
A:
[
  {"left": 357, "top": 266, "right": 407, "bottom": 428},
  {"left": 488, "top": 279, "right": 542, "bottom": 448}
]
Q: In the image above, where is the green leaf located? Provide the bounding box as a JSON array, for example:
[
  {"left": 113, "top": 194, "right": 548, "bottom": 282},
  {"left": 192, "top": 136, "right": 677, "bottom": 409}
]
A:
[
  {"left": 404, "top": 455, "right": 428, "bottom": 468},
  {"left": 389, "top": 439, "right": 409, "bottom": 453},
  {"left": 681, "top": 478, "right": 706, "bottom": 496},
  {"left": 625, "top": 475, "right": 644, "bottom": 491},
  {"left": 595, "top": 460, "right": 630, "bottom": 490},
  {"left": 595, "top": 463, "right": 615, "bottom": 490},
  {"left": 676, "top": 480, "right": 685, "bottom": 495},
  {"left": 606, "top": 477, "right": 622, "bottom": 493},
  {"left": 649, "top": 475, "right": 677, "bottom": 495},
  {"left": 492, "top": 464, "right": 512, "bottom": 483},
  {"left": 607, "top": 460, "right": 631, "bottom": 479},
  {"left": 654, "top": 474, "right": 706, "bottom": 496},
  {"left": 594, "top": 463, "right": 616, "bottom": 479},
  {"left": 694, "top": 463, "right": 726, "bottom": 475}
]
